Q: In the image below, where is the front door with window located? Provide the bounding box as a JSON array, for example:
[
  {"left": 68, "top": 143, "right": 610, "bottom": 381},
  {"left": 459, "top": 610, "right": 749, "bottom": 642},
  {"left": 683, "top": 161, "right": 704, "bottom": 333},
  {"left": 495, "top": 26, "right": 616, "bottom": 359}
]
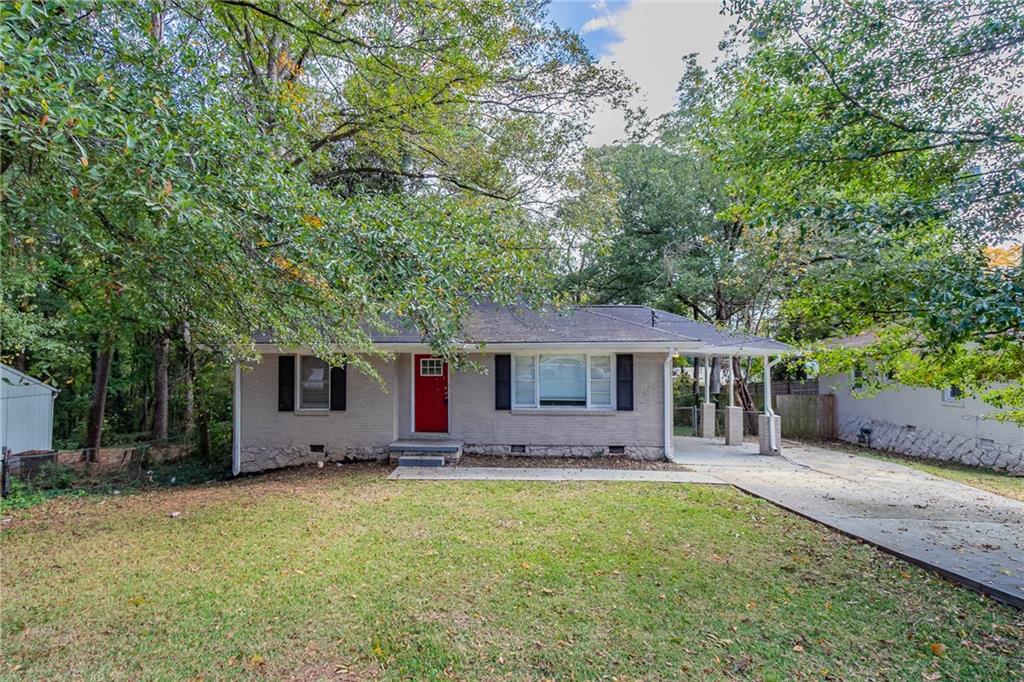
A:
[{"left": 414, "top": 355, "right": 448, "bottom": 432}]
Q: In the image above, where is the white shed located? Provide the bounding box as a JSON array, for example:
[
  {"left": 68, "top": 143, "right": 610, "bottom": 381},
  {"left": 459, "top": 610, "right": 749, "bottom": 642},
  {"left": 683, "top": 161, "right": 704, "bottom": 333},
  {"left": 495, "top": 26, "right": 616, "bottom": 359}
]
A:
[{"left": 1, "top": 364, "right": 59, "bottom": 455}]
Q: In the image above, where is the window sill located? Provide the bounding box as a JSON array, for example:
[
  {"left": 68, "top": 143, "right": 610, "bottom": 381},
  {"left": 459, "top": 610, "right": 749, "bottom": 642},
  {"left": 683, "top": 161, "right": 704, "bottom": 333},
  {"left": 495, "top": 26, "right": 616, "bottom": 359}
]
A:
[
  {"left": 510, "top": 408, "right": 615, "bottom": 416},
  {"left": 294, "top": 409, "right": 331, "bottom": 416}
]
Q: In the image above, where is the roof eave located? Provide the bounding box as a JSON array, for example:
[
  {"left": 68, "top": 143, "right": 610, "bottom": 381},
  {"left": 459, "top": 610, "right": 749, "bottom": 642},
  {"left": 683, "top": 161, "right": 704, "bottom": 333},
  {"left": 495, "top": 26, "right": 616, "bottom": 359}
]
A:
[{"left": 254, "top": 340, "right": 702, "bottom": 354}]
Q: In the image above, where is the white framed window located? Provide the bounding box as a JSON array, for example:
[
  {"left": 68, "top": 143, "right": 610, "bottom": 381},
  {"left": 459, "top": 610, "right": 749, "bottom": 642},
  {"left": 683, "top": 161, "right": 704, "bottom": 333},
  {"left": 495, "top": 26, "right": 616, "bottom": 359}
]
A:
[
  {"left": 942, "top": 386, "right": 964, "bottom": 404},
  {"left": 589, "top": 355, "right": 612, "bottom": 407},
  {"left": 298, "top": 355, "right": 330, "bottom": 410},
  {"left": 511, "top": 353, "right": 614, "bottom": 410},
  {"left": 512, "top": 355, "right": 537, "bottom": 408},
  {"left": 539, "top": 354, "right": 587, "bottom": 406},
  {"left": 420, "top": 358, "right": 444, "bottom": 376}
]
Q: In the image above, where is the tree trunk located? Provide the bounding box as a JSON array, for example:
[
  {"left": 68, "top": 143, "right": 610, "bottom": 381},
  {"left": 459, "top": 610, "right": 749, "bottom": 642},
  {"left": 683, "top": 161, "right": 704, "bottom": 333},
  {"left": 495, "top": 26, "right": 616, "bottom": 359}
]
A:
[
  {"left": 732, "top": 357, "right": 755, "bottom": 412},
  {"left": 150, "top": 4, "right": 164, "bottom": 43},
  {"left": 86, "top": 342, "right": 113, "bottom": 460},
  {"left": 709, "top": 357, "right": 722, "bottom": 399},
  {"left": 152, "top": 331, "right": 170, "bottom": 441},
  {"left": 197, "top": 412, "right": 211, "bottom": 458},
  {"left": 182, "top": 323, "right": 195, "bottom": 445}
]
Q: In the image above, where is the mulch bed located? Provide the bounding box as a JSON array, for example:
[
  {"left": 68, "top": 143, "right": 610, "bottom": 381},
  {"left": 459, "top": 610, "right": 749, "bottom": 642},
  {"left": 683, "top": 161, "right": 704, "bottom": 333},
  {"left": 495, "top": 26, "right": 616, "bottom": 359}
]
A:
[{"left": 457, "top": 455, "right": 691, "bottom": 471}]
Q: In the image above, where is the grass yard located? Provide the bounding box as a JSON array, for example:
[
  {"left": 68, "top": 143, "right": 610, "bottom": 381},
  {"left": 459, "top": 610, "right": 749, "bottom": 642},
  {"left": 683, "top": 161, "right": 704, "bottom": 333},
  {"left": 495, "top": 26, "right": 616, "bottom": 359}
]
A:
[
  {"left": 2, "top": 465, "right": 1021, "bottom": 681},
  {"left": 806, "top": 441, "right": 1024, "bottom": 503}
]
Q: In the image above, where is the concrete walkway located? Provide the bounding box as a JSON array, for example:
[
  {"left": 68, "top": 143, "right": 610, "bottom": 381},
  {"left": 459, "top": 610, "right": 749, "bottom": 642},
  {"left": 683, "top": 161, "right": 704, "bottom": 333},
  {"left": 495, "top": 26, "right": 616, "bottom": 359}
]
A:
[
  {"left": 388, "top": 466, "right": 723, "bottom": 484},
  {"left": 671, "top": 437, "right": 1024, "bottom": 609}
]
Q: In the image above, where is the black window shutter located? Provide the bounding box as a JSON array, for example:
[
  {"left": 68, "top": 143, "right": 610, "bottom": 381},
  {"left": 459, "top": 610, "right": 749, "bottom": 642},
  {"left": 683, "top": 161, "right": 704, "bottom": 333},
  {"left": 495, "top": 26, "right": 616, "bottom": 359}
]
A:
[
  {"left": 494, "top": 354, "right": 511, "bottom": 410},
  {"left": 616, "top": 354, "right": 634, "bottom": 411},
  {"left": 278, "top": 355, "right": 295, "bottom": 411},
  {"left": 330, "top": 365, "right": 346, "bottom": 411}
]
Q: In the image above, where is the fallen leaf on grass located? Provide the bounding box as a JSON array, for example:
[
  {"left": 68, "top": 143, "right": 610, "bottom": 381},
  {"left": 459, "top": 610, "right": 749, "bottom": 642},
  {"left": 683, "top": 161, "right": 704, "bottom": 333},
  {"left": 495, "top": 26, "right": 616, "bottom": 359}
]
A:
[{"left": 930, "top": 642, "right": 947, "bottom": 657}]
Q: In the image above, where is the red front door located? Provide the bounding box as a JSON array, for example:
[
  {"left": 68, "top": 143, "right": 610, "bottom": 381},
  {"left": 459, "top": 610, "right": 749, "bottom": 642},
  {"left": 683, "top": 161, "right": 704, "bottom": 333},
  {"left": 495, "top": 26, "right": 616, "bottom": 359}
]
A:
[{"left": 414, "top": 355, "right": 448, "bottom": 433}]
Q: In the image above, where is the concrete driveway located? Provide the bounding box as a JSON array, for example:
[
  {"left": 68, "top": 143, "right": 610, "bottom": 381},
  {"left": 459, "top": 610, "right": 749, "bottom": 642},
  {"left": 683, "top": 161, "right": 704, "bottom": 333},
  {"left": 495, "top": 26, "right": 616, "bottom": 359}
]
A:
[{"left": 671, "top": 437, "right": 1024, "bottom": 608}]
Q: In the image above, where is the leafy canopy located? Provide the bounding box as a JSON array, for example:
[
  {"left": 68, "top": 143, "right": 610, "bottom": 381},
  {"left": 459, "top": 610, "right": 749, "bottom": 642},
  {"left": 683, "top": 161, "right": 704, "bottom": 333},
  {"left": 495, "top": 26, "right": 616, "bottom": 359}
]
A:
[
  {"left": 1, "top": 0, "right": 629, "bottom": 375},
  {"left": 698, "top": 0, "right": 1023, "bottom": 421}
]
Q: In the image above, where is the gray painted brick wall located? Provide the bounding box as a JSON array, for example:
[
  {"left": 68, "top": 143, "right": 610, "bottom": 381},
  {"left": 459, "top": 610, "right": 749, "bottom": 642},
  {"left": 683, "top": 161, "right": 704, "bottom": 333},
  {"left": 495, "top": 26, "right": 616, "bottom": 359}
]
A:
[
  {"left": 238, "top": 355, "right": 395, "bottom": 473},
  {"left": 239, "top": 351, "right": 667, "bottom": 472}
]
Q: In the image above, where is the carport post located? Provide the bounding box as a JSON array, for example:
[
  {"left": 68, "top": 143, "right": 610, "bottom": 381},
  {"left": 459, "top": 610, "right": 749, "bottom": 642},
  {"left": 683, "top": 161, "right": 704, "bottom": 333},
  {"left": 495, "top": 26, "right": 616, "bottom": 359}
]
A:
[
  {"left": 724, "top": 355, "right": 742, "bottom": 445},
  {"left": 699, "top": 354, "right": 715, "bottom": 439},
  {"left": 758, "top": 356, "right": 782, "bottom": 455},
  {"left": 728, "top": 356, "right": 735, "bottom": 407},
  {"left": 703, "top": 356, "right": 711, "bottom": 403}
]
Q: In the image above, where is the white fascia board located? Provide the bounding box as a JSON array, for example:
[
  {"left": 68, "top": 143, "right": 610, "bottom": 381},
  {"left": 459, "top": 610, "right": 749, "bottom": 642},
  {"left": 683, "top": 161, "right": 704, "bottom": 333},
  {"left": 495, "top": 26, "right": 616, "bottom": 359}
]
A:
[
  {"left": 254, "top": 341, "right": 704, "bottom": 354},
  {"left": 452, "top": 341, "right": 702, "bottom": 353},
  {"left": 690, "top": 346, "right": 797, "bottom": 357}
]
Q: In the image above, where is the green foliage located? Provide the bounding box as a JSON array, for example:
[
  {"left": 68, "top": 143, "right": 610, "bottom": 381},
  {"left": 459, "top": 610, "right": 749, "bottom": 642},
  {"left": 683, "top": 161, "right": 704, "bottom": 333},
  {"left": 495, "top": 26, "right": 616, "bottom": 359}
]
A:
[
  {"left": 685, "top": 0, "right": 1024, "bottom": 421},
  {"left": 1, "top": 0, "right": 625, "bottom": 361},
  {"left": 1, "top": 0, "right": 628, "bottom": 443},
  {"left": 557, "top": 140, "right": 787, "bottom": 339},
  {"left": 0, "top": 479, "right": 49, "bottom": 512},
  {"left": 30, "top": 462, "right": 77, "bottom": 490}
]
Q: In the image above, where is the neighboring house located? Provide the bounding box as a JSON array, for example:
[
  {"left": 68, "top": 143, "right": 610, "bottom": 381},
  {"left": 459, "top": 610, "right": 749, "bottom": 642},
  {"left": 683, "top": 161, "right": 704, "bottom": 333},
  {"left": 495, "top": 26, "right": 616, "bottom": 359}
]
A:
[
  {"left": 1, "top": 364, "right": 59, "bottom": 455},
  {"left": 818, "top": 338, "right": 1024, "bottom": 473},
  {"left": 233, "top": 302, "right": 789, "bottom": 474}
]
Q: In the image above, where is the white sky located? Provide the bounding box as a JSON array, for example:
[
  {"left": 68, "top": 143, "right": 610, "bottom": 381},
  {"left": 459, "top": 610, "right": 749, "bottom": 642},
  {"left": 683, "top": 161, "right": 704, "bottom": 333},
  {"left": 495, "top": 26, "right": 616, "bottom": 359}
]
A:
[{"left": 571, "top": 1, "right": 732, "bottom": 146}]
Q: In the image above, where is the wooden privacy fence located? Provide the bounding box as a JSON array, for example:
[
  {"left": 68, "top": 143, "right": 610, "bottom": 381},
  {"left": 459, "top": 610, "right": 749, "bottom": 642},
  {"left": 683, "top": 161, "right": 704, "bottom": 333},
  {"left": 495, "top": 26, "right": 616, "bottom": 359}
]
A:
[{"left": 776, "top": 394, "right": 836, "bottom": 440}]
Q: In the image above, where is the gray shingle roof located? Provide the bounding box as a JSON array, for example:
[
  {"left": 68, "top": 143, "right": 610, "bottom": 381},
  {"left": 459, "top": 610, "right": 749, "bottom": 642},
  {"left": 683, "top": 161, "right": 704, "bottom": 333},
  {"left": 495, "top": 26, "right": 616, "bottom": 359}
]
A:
[
  {"left": 254, "top": 302, "right": 790, "bottom": 352},
  {"left": 589, "top": 306, "right": 791, "bottom": 351}
]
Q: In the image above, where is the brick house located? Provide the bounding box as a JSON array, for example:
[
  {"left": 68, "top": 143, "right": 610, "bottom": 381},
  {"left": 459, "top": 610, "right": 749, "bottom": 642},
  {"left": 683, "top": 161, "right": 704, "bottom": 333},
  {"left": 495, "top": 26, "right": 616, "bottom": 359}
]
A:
[{"left": 232, "top": 302, "right": 789, "bottom": 474}]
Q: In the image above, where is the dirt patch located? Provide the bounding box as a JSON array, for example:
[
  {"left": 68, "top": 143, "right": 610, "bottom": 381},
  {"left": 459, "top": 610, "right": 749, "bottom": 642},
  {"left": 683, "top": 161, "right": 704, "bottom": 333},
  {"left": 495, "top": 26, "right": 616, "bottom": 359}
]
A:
[
  {"left": 2, "top": 462, "right": 392, "bottom": 532},
  {"left": 458, "top": 455, "right": 691, "bottom": 471}
]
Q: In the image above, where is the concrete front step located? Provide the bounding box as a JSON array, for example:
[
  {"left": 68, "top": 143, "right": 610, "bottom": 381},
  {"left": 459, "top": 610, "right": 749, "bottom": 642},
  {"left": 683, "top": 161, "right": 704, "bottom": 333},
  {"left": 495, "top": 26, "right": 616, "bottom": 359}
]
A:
[
  {"left": 396, "top": 455, "right": 446, "bottom": 467},
  {"left": 388, "top": 439, "right": 462, "bottom": 466}
]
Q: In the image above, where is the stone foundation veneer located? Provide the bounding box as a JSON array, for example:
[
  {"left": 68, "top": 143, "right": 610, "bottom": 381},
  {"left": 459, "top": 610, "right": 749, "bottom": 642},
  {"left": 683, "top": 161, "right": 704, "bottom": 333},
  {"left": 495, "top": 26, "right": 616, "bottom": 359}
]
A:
[
  {"left": 239, "top": 444, "right": 387, "bottom": 473},
  {"left": 838, "top": 416, "right": 1024, "bottom": 474},
  {"left": 463, "top": 443, "right": 666, "bottom": 461},
  {"left": 239, "top": 442, "right": 667, "bottom": 472}
]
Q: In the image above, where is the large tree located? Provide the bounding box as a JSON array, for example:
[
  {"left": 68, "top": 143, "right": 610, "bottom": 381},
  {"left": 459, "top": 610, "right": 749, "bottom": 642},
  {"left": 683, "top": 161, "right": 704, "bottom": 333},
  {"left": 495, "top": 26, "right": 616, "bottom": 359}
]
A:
[
  {"left": 1, "top": 0, "right": 629, "bottom": 447},
  {"left": 689, "top": 0, "right": 1024, "bottom": 421}
]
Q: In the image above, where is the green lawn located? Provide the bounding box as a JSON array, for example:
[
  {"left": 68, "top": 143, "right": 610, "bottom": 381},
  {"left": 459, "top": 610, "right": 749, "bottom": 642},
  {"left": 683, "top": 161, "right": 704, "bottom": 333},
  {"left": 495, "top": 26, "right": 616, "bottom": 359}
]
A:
[
  {"left": 2, "top": 465, "right": 1021, "bottom": 680},
  {"left": 807, "top": 441, "right": 1024, "bottom": 503}
]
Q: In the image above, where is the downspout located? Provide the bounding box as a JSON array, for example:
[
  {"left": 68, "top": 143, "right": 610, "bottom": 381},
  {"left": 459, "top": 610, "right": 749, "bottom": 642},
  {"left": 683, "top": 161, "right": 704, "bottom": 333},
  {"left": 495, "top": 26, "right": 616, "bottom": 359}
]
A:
[
  {"left": 391, "top": 358, "right": 399, "bottom": 443},
  {"left": 762, "top": 355, "right": 782, "bottom": 452},
  {"left": 232, "top": 362, "right": 241, "bottom": 476},
  {"left": 663, "top": 349, "right": 675, "bottom": 459}
]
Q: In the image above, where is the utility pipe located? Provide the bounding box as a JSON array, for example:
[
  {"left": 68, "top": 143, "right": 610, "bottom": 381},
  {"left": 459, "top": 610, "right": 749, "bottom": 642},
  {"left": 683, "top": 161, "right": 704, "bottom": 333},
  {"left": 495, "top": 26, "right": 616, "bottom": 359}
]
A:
[{"left": 762, "top": 355, "right": 782, "bottom": 452}]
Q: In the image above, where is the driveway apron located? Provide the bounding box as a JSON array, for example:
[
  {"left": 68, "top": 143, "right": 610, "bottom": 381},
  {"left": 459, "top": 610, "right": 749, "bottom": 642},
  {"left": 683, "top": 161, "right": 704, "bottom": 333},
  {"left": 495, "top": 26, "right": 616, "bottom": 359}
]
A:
[{"left": 673, "top": 438, "right": 1024, "bottom": 609}]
